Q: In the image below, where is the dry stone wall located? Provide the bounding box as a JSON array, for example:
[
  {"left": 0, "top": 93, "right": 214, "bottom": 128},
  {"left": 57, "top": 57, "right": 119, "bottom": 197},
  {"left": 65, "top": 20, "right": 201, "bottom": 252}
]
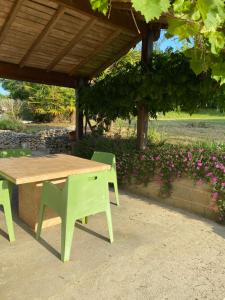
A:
[{"left": 0, "top": 129, "right": 71, "bottom": 153}]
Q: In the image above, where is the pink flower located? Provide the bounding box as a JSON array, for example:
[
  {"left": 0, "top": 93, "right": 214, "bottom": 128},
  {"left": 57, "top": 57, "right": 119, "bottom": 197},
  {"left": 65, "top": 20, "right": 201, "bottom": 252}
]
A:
[
  {"left": 187, "top": 151, "right": 192, "bottom": 161},
  {"left": 197, "top": 160, "right": 202, "bottom": 167},
  {"left": 206, "top": 172, "right": 213, "bottom": 177},
  {"left": 212, "top": 156, "right": 217, "bottom": 161},
  {"left": 155, "top": 156, "right": 160, "bottom": 161},
  {"left": 212, "top": 192, "right": 219, "bottom": 201},
  {"left": 222, "top": 182, "right": 225, "bottom": 187},
  {"left": 211, "top": 177, "right": 218, "bottom": 184}
]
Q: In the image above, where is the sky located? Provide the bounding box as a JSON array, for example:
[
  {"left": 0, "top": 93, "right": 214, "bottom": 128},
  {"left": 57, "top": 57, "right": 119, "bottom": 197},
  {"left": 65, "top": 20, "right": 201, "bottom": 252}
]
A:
[
  {"left": 0, "top": 85, "right": 7, "bottom": 95},
  {"left": 0, "top": 32, "right": 183, "bottom": 96}
]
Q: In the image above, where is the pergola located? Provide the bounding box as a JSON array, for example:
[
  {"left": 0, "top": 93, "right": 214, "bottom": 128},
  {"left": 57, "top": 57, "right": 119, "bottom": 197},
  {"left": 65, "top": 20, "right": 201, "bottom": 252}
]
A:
[{"left": 0, "top": 0, "right": 167, "bottom": 149}]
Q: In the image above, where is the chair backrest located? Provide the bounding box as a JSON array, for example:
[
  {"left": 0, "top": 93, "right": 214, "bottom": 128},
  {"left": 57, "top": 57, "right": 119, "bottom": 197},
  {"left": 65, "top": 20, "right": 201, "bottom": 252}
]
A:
[
  {"left": 65, "top": 171, "right": 108, "bottom": 217},
  {"left": 91, "top": 151, "right": 116, "bottom": 169},
  {"left": 0, "top": 149, "right": 32, "bottom": 158}
]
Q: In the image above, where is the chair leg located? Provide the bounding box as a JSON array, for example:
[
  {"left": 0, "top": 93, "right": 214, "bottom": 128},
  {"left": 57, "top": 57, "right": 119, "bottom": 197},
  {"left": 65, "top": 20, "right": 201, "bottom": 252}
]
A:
[
  {"left": 61, "top": 217, "right": 75, "bottom": 262},
  {"left": 113, "top": 177, "right": 120, "bottom": 206},
  {"left": 3, "top": 201, "right": 15, "bottom": 242},
  {"left": 106, "top": 207, "right": 113, "bottom": 243},
  {"left": 36, "top": 203, "right": 45, "bottom": 239}
]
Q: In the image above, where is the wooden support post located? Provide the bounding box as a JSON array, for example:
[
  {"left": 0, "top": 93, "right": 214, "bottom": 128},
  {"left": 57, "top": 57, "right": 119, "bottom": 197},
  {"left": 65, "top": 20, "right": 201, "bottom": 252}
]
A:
[
  {"left": 137, "top": 25, "right": 160, "bottom": 150},
  {"left": 75, "top": 79, "right": 84, "bottom": 140}
]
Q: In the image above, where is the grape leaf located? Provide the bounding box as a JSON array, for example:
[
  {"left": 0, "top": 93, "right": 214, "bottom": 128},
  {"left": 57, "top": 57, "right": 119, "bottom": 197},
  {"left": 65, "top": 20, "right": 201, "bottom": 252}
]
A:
[
  {"left": 207, "top": 32, "right": 225, "bottom": 54},
  {"left": 197, "top": 0, "right": 225, "bottom": 30},
  {"left": 90, "top": 0, "right": 108, "bottom": 15},
  {"left": 185, "top": 48, "right": 209, "bottom": 75},
  {"left": 166, "top": 17, "right": 200, "bottom": 40},
  {"left": 212, "top": 61, "right": 225, "bottom": 85},
  {"left": 132, "top": 0, "right": 170, "bottom": 22}
]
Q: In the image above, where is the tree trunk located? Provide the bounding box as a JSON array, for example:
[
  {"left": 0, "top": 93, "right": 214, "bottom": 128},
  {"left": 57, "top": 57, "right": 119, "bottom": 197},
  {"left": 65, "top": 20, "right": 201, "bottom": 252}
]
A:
[
  {"left": 75, "top": 79, "right": 84, "bottom": 140},
  {"left": 136, "top": 25, "right": 160, "bottom": 150}
]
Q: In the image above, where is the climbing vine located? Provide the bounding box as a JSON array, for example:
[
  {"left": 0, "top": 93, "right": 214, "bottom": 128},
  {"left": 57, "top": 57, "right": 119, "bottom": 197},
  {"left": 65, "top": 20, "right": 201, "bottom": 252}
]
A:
[
  {"left": 90, "top": 0, "right": 225, "bottom": 85},
  {"left": 80, "top": 51, "right": 224, "bottom": 132}
]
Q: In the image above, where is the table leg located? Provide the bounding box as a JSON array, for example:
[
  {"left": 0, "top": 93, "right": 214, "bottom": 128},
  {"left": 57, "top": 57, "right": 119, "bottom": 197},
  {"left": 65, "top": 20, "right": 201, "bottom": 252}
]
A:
[{"left": 18, "top": 180, "right": 64, "bottom": 231}]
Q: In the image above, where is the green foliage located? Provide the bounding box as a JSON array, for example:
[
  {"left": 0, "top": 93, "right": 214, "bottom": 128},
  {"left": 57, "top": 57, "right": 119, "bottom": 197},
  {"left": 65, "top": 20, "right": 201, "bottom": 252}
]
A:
[
  {"left": 132, "top": 0, "right": 170, "bottom": 22},
  {"left": 0, "top": 118, "right": 25, "bottom": 131},
  {"left": 0, "top": 80, "right": 75, "bottom": 121},
  {"left": 89, "top": 0, "right": 225, "bottom": 84},
  {"left": 28, "top": 85, "right": 75, "bottom": 122},
  {"left": 80, "top": 51, "right": 224, "bottom": 132},
  {"left": 74, "top": 135, "right": 225, "bottom": 222},
  {"left": 90, "top": 0, "right": 108, "bottom": 14}
]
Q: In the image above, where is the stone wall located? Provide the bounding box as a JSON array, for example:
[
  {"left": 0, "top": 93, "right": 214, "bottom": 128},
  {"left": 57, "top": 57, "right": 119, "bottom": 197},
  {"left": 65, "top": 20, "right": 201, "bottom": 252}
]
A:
[
  {"left": 125, "top": 178, "right": 217, "bottom": 221},
  {"left": 0, "top": 129, "right": 72, "bottom": 153}
]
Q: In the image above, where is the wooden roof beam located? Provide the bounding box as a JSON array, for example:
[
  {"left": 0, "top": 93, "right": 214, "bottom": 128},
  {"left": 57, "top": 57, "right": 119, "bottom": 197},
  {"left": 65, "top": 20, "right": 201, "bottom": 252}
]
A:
[
  {"left": 0, "top": 0, "right": 25, "bottom": 44},
  {"left": 19, "top": 6, "right": 66, "bottom": 68},
  {"left": 47, "top": 17, "right": 96, "bottom": 72},
  {"left": 0, "top": 61, "right": 78, "bottom": 88},
  {"left": 51, "top": 0, "right": 142, "bottom": 34},
  {"left": 91, "top": 36, "right": 140, "bottom": 78},
  {"left": 69, "top": 28, "right": 122, "bottom": 75}
]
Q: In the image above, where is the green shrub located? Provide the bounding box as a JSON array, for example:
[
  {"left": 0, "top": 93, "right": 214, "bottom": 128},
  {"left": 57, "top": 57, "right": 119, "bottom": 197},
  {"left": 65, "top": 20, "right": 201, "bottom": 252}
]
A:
[
  {"left": 0, "top": 119, "right": 25, "bottom": 131},
  {"left": 74, "top": 135, "right": 225, "bottom": 222}
]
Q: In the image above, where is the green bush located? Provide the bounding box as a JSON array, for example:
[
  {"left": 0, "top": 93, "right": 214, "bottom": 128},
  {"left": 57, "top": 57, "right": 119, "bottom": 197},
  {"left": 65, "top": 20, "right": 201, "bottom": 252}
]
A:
[
  {"left": 74, "top": 135, "right": 225, "bottom": 222},
  {"left": 0, "top": 119, "right": 25, "bottom": 131}
]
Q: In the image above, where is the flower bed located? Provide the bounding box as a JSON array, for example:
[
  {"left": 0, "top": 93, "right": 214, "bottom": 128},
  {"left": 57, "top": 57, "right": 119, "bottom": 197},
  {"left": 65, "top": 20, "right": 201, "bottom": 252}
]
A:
[
  {"left": 118, "top": 144, "right": 225, "bottom": 222},
  {"left": 74, "top": 136, "right": 225, "bottom": 222}
]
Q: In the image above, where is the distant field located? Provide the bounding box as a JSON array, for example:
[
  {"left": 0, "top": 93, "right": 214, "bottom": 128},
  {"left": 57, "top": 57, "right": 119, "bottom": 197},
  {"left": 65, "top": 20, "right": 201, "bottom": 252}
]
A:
[
  {"left": 113, "top": 110, "right": 225, "bottom": 144},
  {"left": 23, "top": 110, "right": 225, "bottom": 145},
  {"left": 149, "top": 119, "right": 225, "bottom": 144},
  {"left": 157, "top": 109, "right": 225, "bottom": 120}
]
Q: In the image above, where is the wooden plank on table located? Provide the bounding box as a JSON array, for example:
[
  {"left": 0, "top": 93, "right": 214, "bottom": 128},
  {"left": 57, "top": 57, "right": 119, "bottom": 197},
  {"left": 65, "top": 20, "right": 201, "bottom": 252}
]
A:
[{"left": 0, "top": 154, "right": 110, "bottom": 184}]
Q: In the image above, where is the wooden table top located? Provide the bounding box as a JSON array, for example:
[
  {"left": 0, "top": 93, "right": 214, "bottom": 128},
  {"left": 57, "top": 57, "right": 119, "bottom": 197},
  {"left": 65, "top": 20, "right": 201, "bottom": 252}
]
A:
[{"left": 0, "top": 154, "right": 110, "bottom": 185}]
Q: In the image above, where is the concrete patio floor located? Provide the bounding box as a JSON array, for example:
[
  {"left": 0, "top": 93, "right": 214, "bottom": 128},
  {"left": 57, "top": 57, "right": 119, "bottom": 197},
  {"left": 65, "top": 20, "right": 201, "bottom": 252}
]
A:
[{"left": 1, "top": 190, "right": 225, "bottom": 300}]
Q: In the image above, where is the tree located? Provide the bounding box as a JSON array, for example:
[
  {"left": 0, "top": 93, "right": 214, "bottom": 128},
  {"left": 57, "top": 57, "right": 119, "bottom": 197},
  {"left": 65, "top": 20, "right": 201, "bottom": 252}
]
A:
[
  {"left": 0, "top": 80, "right": 75, "bottom": 122},
  {"left": 90, "top": 0, "right": 225, "bottom": 85},
  {"left": 80, "top": 51, "right": 224, "bottom": 135}
]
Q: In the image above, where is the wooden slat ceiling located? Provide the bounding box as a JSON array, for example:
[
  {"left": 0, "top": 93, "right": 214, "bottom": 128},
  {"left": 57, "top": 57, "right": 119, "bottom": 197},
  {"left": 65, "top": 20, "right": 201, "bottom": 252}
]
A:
[{"left": 0, "top": 0, "right": 142, "bottom": 87}]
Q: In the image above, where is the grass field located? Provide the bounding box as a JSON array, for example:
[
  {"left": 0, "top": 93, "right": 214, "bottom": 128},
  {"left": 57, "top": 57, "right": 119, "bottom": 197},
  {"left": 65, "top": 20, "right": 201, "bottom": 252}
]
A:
[
  {"left": 7, "top": 109, "right": 224, "bottom": 145},
  {"left": 157, "top": 109, "right": 225, "bottom": 120},
  {"left": 113, "top": 109, "right": 225, "bottom": 144}
]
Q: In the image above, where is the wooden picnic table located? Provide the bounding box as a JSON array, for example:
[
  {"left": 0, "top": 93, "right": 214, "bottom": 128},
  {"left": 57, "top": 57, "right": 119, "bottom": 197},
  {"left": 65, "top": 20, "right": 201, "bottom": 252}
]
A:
[{"left": 0, "top": 154, "right": 110, "bottom": 231}]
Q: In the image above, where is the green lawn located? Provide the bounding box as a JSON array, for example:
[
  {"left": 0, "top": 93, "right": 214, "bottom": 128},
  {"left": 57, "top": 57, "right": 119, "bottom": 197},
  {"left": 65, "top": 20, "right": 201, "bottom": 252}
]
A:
[
  {"left": 157, "top": 109, "right": 225, "bottom": 120},
  {"left": 113, "top": 109, "right": 225, "bottom": 145}
]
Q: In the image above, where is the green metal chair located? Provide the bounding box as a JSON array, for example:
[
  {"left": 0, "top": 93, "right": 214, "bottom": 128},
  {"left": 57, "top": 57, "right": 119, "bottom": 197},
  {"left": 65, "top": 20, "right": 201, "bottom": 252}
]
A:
[
  {"left": 36, "top": 171, "right": 113, "bottom": 262},
  {"left": 0, "top": 180, "right": 15, "bottom": 242},
  {"left": 0, "top": 148, "right": 31, "bottom": 241},
  {"left": 91, "top": 151, "right": 119, "bottom": 206}
]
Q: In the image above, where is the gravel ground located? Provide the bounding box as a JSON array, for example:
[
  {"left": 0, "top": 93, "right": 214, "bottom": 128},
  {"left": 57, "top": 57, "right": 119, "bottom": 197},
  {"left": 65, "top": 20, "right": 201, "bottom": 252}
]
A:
[{"left": 0, "top": 190, "right": 225, "bottom": 300}]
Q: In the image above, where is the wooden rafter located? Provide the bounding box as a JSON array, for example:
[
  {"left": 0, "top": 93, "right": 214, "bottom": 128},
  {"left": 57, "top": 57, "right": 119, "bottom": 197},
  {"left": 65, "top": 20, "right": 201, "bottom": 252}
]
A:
[
  {"left": 47, "top": 17, "right": 96, "bottom": 72},
  {"left": 91, "top": 36, "right": 140, "bottom": 78},
  {"left": 19, "top": 6, "right": 66, "bottom": 68},
  {"left": 0, "top": 61, "right": 78, "bottom": 87},
  {"left": 0, "top": 0, "right": 24, "bottom": 44},
  {"left": 51, "top": 0, "right": 140, "bottom": 33},
  {"left": 69, "top": 28, "right": 122, "bottom": 75}
]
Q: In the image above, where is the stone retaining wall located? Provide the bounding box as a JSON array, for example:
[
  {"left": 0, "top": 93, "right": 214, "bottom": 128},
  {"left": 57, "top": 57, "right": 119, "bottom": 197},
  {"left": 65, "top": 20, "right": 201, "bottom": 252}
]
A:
[
  {"left": 125, "top": 178, "right": 217, "bottom": 221},
  {"left": 0, "top": 129, "right": 72, "bottom": 153}
]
